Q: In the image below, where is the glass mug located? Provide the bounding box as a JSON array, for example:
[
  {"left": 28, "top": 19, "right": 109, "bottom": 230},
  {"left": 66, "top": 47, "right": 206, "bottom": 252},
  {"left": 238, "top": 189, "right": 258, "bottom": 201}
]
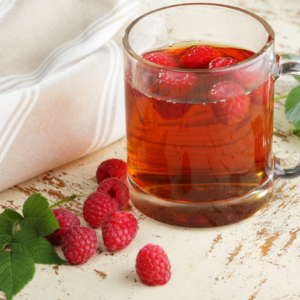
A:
[{"left": 123, "top": 4, "right": 300, "bottom": 227}]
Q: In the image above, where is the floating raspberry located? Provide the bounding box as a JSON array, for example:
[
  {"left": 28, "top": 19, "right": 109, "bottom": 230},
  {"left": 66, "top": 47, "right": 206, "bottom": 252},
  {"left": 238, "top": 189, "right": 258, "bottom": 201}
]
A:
[
  {"left": 46, "top": 209, "right": 80, "bottom": 244},
  {"left": 208, "top": 81, "right": 251, "bottom": 125},
  {"left": 180, "top": 45, "right": 223, "bottom": 69},
  {"left": 61, "top": 227, "right": 97, "bottom": 265},
  {"left": 151, "top": 98, "right": 192, "bottom": 120},
  {"left": 83, "top": 192, "right": 119, "bottom": 227},
  {"left": 232, "top": 67, "right": 261, "bottom": 90},
  {"left": 102, "top": 211, "right": 138, "bottom": 251},
  {"left": 209, "top": 57, "right": 238, "bottom": 69},
  {"left": 144, "top": 52, "right": 178, "bottom": 68},
  {"left": 96, "top": 158, "right": 127, "bottom": 184},
  {"left": 159, "top": 71, "right": 197, "bottom": 97},
  {"left": 97, "top": 178, "right": 129, "bottom": 209},
  {"left": 137, "top": 52, "right": 178, "bottom": 96},
  {"left": 250, "top": 77, "right": 274, "bottom": 106},
  {"left": 136, "top": 244, "right": 171, "bottom": 286}
]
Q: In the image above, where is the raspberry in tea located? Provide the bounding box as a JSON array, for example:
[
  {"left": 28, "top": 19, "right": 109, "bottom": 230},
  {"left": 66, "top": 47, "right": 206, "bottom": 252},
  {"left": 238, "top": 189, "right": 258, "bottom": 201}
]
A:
[{"left": 125, "top": 42, "right": 274, "bottom": 227}]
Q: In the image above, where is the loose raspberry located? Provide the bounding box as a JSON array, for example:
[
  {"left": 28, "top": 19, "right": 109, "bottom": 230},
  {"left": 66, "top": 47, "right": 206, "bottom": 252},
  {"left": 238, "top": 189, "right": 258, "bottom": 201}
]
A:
[
  {"left": 46, "top": 209, "right": 80, "bottom": 244},
  {"left": 83, "top": 192, "right": 119, "bottom": 227},
  {"left": 250, "top": 77, "right": 274, "bottom": 106},
  {"left": 96, "top": 158, "right": 127, "bottom": 184},
  {"left": 97, "top": 178, "right": 129, "bottom": 209},
  {"left": 208, "top": 81, "right": 251, "bottom": 125},
  {"left": 136, "top": 244, "right": 171, "bottom": 286},
  {"left": 61, "top": 227, "right": 97, "bottom": 265},
  {"left": 180, "top": 45, "right": 223, "bottom": 69},
  {"left": 209, "top": 57, "right": 238, "bottom": 69},
  {"left": 159, "top": 71, "right": 197, "bottom": 97},
  {"left": 144, "top": 52, "right": 178, "bottom": 68},
  {"left": 102, "top": 211, "right": 138, "bottom": 251},
  {"left": 151, "top": 98, "right": 192, "bottom": 120}
]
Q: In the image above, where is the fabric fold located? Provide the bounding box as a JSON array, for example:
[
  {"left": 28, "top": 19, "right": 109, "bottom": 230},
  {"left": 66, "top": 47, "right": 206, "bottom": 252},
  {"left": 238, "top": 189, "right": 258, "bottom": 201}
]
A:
[{"left": 0, "top": 0, "right": 140, "bottom": 192}]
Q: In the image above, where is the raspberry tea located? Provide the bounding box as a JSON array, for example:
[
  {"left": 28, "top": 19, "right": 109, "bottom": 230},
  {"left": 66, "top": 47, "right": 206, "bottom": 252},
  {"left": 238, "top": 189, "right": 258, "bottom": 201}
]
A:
[
  {"left": 122, "top": 3, "right": 293, "bottom": 227},
  {"left": 125, "top": 41, "right": 274, "bottom": 227}
]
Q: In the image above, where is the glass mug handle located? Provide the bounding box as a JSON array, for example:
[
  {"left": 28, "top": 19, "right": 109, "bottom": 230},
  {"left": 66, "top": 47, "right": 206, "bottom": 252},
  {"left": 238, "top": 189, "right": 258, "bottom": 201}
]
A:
[{"left": 274, "top": 53, "right": 300, "bottom": 179}]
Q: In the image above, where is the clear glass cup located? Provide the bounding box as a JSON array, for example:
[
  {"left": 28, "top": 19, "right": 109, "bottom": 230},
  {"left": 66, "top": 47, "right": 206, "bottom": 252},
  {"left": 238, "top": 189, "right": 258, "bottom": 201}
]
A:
[{"left": 123, "top": 4, "right": 300, "bottom": 227}]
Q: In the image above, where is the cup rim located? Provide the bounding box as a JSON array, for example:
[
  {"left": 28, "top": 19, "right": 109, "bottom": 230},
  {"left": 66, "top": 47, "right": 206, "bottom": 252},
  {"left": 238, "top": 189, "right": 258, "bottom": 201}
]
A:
[{"left": 123, "top": 3, "right": 275, "bottom": 73}]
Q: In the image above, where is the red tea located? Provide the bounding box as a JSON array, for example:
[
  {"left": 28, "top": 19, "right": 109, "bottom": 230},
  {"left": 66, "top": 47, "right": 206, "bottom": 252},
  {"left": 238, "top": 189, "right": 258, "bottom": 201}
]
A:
[{"left": 125, "top": 42, "right": 274, "bottom": 226}]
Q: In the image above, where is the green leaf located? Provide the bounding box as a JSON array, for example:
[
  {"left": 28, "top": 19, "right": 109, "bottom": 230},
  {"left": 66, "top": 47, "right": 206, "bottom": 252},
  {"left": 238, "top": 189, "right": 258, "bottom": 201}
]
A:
[
  {"left": 0, "top": 209, "right": 23, "bottom": 237},
  {"left": 20, "top": 193, "right": 60, "bottom": 237},
  {"left": 281, "top": 54, "right": 292, "bottom": 60},
  {"left": 0, "top": 234, "right": 12, "bottom": 250},
  {"left": 285, "top": 85, "right": 300, "bottom": 129},
  {"left": 0, "top": 249, "right": 35, "bottom": 300},
  {"left": 293, "top": 75, "right": 300, "bottom": 82},
  {"left": 12, "top": 229, "right": 67, "bottom": 265},
  {"left": 0, "top": 209, "right": 23, "bottom": 222},
  {"left": 0, "top": 218, "right": 16, "bottom": 236},
  {"left": 293, "top": 129, "right": 300, "bottom": 136}
]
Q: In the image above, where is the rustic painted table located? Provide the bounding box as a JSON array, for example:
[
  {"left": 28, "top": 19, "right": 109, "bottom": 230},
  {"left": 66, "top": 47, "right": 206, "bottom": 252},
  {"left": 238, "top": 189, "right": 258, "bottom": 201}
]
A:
[{"left": 1, "top": 0, "right": 300, "bottom": 299}]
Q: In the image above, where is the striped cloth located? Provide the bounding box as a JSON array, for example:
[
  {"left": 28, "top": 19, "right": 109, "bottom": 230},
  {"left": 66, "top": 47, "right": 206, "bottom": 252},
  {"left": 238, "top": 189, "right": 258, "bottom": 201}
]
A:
[{"left": 0, "top": 0, "right": 140, "bottom": 192}]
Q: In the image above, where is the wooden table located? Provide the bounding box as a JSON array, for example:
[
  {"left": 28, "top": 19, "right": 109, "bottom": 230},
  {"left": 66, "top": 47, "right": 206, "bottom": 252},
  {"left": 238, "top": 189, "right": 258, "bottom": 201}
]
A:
[{"left": 1, "top": 0, "right": 300, "bottom": 299}]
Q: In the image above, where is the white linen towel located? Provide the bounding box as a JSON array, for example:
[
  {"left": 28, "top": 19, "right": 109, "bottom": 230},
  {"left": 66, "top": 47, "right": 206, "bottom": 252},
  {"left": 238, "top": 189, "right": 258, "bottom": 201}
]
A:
[{"left": 0, "top": 0, "right": 140, "bottom": 192}]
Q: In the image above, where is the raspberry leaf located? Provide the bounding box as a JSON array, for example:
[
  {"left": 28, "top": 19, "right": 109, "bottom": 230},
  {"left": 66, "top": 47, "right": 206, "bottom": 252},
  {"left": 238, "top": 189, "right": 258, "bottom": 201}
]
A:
[
  {"left": 21, "top": 193, "right": 60, "bottom": 237},
  {"left": 0, "top": 218, "right": 16, "bottom": 236},
  {"left": 0, "top": 234, "right": 12, "bottom": 250},
  {"left": 11, "top": 229, "right": 67, "bottom": 265},
  {"left": 0, "top": 209, "right": 23, "bottom": 222},
  {"left": 285, "top": 85, "right": 300, "bottom": 130},
  {"left": 293, "top": 75, "right": 300, "bottom": 82},
  {"left": 293, "top": 129, "right": 300, "bottom": 136},
  {"left": 0, "top": 249, "right": 35, "bottom": 300}
]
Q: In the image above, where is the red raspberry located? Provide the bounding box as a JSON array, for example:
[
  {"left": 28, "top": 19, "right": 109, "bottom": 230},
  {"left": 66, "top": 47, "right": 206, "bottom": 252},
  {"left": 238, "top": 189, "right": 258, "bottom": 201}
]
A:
[
  {"left": 83, "top": 192, "right": 118, "bottom": 227},
  {"left": 96, "top": 158, "right": 127, "bottom": 184},
  {"left": 232, "top": 67, "right": 261, "bottom": 90},
  {"left": 136, "top": 244, "right": 171, "bottom": 286},
  {"left": 97, "top": 178, "right": 129, "bottom": 209},
  {"left": 180, "top": 45, "right": 223, "bottom": 69},
  {"left": 61, "top": 227, "right": 97, "bottom": 265},
  {"left": 151, "top": 98, "right": 191, "bottom": 120},
  {"left": 102, "top": 211, "right": 138, "bottom": 251},
  {"left": 208, "top": 81, "right": 251, "bottom": 125},
  {"left": 144, "top": 52, "right": 178, "bottom": 68},
  {"left": 159, "top": 71, "right": 197, "bottom": 97},
  {"left": 137, "top": 52, "right": 178, "bottom": 96},
  {"left": 209, "top": 57, "right": 238, "bottom": 69},
  {"left": 250, "top": 77, "right": 274, "bottom": 106},
  {"left": 46, "top": 209, "right": 80, "bottom": 244}
]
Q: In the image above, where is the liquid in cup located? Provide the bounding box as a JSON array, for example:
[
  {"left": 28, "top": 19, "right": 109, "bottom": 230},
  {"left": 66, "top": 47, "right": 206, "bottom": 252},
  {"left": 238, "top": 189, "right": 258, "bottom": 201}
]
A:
[{"left": 125, "top": 42, "right": 274, "bottom": 227}]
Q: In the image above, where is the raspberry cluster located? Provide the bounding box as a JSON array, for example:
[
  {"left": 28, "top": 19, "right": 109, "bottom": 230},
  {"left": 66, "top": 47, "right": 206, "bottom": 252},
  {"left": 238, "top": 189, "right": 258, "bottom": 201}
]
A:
[
  {"left": 48, "top": 159, "right": 141, "bottom": 267},
  {"left": 47, "top": 158, "right": 170, "bottom": 285}
]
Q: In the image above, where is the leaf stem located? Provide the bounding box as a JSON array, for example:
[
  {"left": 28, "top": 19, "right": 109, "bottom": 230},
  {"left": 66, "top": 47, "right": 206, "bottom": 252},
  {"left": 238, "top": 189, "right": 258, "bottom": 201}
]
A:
[
  {"left": 50, "top": 194, "right": 89, "bottom": 208},
  {"left": 274, "top": 94, "right": 287, "bottom": 101}
]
